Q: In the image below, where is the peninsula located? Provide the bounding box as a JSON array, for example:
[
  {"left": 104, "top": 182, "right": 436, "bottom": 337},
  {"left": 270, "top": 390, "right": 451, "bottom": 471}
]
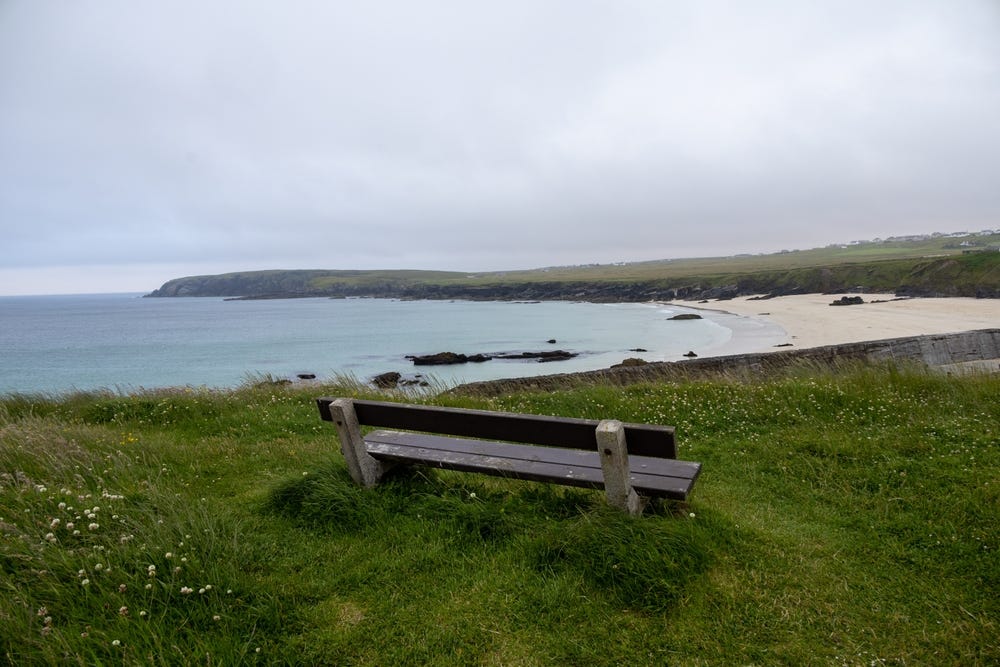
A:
[{"left": 146, "top": 232, "right": 1000, "bottom": 302}]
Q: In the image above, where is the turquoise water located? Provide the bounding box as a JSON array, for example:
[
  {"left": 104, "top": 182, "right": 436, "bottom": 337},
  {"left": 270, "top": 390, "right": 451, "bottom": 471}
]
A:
[{"left": 0, "top": 294, "right": 744, "bottom": 394}]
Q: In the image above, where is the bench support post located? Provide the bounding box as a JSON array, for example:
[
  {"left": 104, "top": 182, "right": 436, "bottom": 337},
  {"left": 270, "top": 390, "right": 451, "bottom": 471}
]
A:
[
  {"left": 328, "top": 398, "right": 388, "bottom": 488},
  {"left": 596, "top": 420, "right": 642, "bottom": 515}
]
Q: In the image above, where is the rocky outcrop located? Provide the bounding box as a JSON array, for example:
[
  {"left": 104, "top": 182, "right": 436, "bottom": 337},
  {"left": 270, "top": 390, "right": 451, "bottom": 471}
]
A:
[
  {"left": 668, "top": 313, "right": 703, "bottom": 320},
  {"left": 407, "top": 352, "right": 492, "bottom": 366},
  {"left": 494, "top": 350, "right": 578, "bottom": 362},
  {"left": 372, "top": 371, "right": 402, "bottom": 388},
  {"left": 830, "top": 296, "right": 864, "bottom": 306},
  {"left": 406, "top": 350, "right": 579, "bottom": 365},
  {"left": 612, "top": 357, "right": 648, "bottom": 368}
]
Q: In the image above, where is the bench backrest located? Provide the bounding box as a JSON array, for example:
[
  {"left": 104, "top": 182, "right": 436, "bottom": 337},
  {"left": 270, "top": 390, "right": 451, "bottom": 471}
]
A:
[{"left": 317, "top": 398, "right": 676, "bottom": 459}]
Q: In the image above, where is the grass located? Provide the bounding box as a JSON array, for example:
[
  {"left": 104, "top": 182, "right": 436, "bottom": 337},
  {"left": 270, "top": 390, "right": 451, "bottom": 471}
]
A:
[{"left": 1, "top": 366, "right": 997, "bottom": 664}]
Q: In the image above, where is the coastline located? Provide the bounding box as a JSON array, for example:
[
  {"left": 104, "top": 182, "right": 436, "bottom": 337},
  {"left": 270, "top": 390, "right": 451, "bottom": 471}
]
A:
[{"left": 688, "top": 294, "right": 1000, "bottom": 355}]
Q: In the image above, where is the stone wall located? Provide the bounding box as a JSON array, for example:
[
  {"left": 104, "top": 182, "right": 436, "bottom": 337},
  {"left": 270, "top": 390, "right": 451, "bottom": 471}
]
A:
[{"left": 449, "top": 329, "right": 1000, "bottom": 397}]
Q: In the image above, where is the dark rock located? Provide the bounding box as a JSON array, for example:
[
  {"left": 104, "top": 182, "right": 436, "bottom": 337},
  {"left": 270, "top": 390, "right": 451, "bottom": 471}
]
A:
[
  {"left": 372, "top": 371, "right": 402, "bottom": 388},
  {"left": 692, "top": 284, "right": 740, "bottom": 300},
  {"left": 773, "top": 343, "right": 793, "bottom": 347},
  {"left": 296, "top": 373, "right": 317, "bottom": 380},
  {"left": 407, "top": 352, "right": 490, "bottom": 365},
  {"left": 629, "top": 347, "right": 648, "bottom": 352},
  {"left": 683, "top": 351, "right": 698, "bottom": 357},
  {"left": 612, "top": 357, "right": 649, "bottom": 368},
  {"left": 756, "top": 287, "right": 808, "bottom": 300},
  {"left": 536, "top": 350, "right": 576, "bottom": 362},
  {"left": 830, "top": 296, "right": 864, "bottom": 306},
  {"left": 669, "top": 313, "right": 703, "bottom": 321},
  {"left": 494, "top": 350, "right": 578, "bottom": 362},
  {"left": 547, "top": 339, "right": 557, "bottom": 344}
]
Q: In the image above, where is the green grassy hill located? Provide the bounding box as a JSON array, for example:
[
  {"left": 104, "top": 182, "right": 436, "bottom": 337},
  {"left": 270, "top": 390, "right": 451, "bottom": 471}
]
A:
[{"left": 146, "top": 232, "right": 1000, "bottom": 300}]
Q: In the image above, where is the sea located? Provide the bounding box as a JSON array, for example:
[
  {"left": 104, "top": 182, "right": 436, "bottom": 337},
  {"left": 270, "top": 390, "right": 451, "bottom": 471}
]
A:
[{"left": 0, "top": 293, "right": 768, "bottom": 395}]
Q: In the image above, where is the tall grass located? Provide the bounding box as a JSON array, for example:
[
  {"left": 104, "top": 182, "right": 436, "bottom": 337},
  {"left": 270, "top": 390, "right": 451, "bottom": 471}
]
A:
[{"left": 1, "top": 367, "right": 997, "bottom": 664}]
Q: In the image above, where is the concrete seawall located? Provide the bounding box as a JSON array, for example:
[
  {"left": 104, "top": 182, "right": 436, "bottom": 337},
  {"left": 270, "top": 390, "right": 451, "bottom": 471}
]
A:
[{"left": 450, "top": 329, "right": 1000, "bottom": 397}]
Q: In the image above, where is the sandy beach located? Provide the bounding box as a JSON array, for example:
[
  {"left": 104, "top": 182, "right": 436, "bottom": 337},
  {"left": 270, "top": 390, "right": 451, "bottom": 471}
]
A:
[{"left": 690, "top": 294, "right": 1000, "bottom": 354}]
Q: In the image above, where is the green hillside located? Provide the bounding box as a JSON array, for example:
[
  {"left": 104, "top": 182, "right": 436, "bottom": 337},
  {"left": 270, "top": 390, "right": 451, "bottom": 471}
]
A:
[
  {"left": 2, "top": 366, "right": 997, "bottom": 663},
  {"left": 146, "top": 232, "right": 1000, "bottom": 300}
]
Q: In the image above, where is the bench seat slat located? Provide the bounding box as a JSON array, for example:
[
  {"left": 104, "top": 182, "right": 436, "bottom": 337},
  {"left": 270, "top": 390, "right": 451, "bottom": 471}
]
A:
[{"left": 366, "top": 430, "right": 700, "bottom": 500}]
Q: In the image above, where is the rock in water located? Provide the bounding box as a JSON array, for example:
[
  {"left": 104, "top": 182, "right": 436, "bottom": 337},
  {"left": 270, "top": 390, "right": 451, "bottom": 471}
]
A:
[
  {"left": 406, "top": 352, "right": 491, "bottom": 365},
  {"left": 372, "top": 371, "right": 401, "bottom": 388},
  {"left": 494, "top": 350, "right": 578, "bottom": 362}
]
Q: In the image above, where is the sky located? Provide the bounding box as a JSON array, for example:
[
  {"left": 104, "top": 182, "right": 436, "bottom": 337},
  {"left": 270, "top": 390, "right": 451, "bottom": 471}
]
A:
[{"left": 2, "top": 1, "right": 1000, "bottom": 296}]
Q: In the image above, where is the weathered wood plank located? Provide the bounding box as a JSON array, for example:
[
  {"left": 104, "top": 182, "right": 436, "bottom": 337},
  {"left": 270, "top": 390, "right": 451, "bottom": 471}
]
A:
[
  {"left": 365, "top": 430, "right": 699, "bottom": 500},
  {"left": 317, "top": 398, "right": 676, "bottom": 458},
  {"left": 327, "top": 398, "right": 389, "bottom": 487}
]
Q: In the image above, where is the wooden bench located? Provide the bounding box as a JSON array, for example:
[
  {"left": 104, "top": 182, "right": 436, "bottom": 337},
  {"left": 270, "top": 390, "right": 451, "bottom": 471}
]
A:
[{"left": 317, "top": 398, "right": 700, "bottom": 515}]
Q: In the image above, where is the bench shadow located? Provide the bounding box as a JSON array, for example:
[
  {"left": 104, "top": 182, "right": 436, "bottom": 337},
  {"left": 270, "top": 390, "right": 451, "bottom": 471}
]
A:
[
  {"left": 265, "top": 463, "right": 598, "bottom": 542},
  {"left": 265, "top": 463, "right": 730, "bottom": 613}
]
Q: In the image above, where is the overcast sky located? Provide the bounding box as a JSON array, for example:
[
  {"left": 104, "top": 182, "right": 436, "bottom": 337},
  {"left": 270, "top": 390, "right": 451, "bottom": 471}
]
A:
[{"left": 2, "top": 1, "right": 999, "bottom": 295}]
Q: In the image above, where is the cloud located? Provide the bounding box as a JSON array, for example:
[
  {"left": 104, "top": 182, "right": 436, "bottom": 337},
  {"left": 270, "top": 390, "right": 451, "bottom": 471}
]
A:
[{"left": 1, "top": 0, "right": 999, "bottom": 293}]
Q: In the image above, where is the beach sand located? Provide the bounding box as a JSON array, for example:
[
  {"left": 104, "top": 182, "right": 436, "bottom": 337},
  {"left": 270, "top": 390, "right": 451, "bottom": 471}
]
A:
[{"left": 688, "top": 294, "right": 1000, "bottom": 354}]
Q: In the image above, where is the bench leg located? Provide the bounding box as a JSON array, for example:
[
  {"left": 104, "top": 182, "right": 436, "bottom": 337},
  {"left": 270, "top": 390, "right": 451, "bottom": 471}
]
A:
[
  {"left": 328, "top": 398, "right": 388, "bottom": 488},
  {"left": 596, "top": 420, "right": 643, "bottom": 515}
]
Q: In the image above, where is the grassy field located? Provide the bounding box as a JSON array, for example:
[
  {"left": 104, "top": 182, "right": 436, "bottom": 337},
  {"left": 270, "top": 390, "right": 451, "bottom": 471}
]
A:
[
  {"left": 1, "top": 366, "right": 997, "bottom": 665},
  {"left": 482, "top": 233, "right": 1000, "bottom": 283},
  {"left": 148, "top": 233, "right": 1000, "bottom": 299}
]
